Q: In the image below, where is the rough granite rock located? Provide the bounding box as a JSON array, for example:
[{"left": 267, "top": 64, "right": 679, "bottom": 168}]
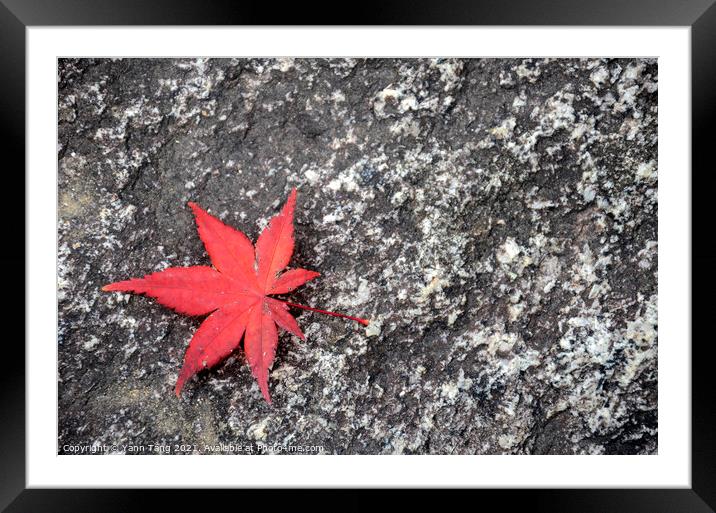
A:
[{"left": 58, "top": 58, "right": 658, "bottom": 455}]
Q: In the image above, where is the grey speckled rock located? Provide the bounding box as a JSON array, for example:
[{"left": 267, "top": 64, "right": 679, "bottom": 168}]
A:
[{"left": 58, "top": 58, "right": 657, "bottom": 455}]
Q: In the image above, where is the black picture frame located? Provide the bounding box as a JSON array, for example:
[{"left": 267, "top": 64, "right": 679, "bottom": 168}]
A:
[{"left": 4, "top": 0, "right": 715, "bottom": 510}]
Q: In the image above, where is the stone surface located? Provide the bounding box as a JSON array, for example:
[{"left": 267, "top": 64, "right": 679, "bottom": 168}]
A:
[{"left": 58, "top": 58, "right": 658, "bottom": 455}]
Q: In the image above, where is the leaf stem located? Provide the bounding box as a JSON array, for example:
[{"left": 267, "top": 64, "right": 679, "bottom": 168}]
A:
[{"left": 278, "top": 300, "right": 370, "bottom": 326}]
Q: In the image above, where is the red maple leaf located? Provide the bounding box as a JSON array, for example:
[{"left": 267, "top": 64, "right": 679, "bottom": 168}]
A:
[{"left": 103, "top": 188, "right": 368, "bottom": 404}]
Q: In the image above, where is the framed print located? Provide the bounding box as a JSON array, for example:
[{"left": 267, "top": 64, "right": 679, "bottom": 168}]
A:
[{"left": 5, "top": 0, "right": 716, "bottom": 510}]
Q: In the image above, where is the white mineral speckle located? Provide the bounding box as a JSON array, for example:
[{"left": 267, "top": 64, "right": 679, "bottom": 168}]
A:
[
  {"left": 365, "top": 321, "right": 381, "bottom": 338},
  {"left": 496, "top": 238, "right": 521, "bottom": 264},
  {"left": 83, "top": 336, "right": 100, "bottom": 351},
  {"left": 590, "top": 66, "right": 609, "bottom": 87}
]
